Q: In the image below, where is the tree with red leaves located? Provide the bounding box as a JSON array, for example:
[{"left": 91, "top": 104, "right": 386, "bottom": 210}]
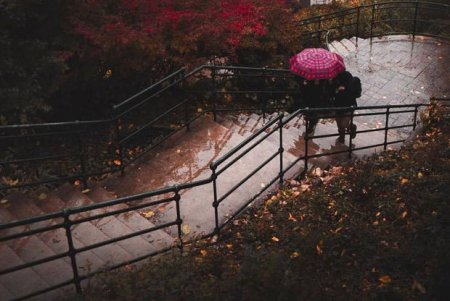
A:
[{"left": 72, "top": 0, "right": 290, "bottom": 72}]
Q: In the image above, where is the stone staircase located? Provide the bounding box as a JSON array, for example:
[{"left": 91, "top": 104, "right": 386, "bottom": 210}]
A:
[
  {"left": 2, "top": 33, "right": 433, "bottom": 299},
  {"left": 328, "top": 37, "right": 358, "bottom": 57},
  {"left": 0, "top": 108, "right": 414, "bottom": 300}
]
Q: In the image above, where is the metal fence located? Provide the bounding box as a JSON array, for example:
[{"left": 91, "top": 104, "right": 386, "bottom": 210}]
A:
[
  {"left": 3, "top": 99, "right": 448, "bottom": 300},
  {"left": 1, "top": 1, "right": 449, "bottom": 300},
  {"left": 1, "top": 1, "right": 449, "bottom": 193}
]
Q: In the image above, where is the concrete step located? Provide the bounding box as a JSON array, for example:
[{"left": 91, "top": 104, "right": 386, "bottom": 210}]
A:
[
  {"left": 56, "top": 184, "right": 178, "bottom": 262},
  {"left": 0, "top": 244, "right": 55, "bottom": 301},
  {"left": 340, "top": 38, "right": 357, "bottom": 53},
  {"left": 153, "top": 119, "right": 301, "bottom": 238},
  {"left": 8, "top": 190, "right": 108, "bottom": 278},
  {"left": 86, "top": 186, "right": 175, "bottom": 251},
  {"left": 0, "top": 193, "right": 74, "bottom": 290},
  {"left": 327, "top": 42, "right": 338, "bottom": 54},
  {"left": 0, "top": 245, "right": 42, "bottom": 298},
  {"left": 9, "top": 235, "right": 73, "bottom": 288},
  {"left": 0, "top": 205, "right": 28, "bottom": 239},
  {"left": 330, "top": 40, "right": 350, "bottom": 57},
  {"left": 0, "top": 282, "right": 14, "bottom": 301},
  {"left": 53, "top": 185, "right": 137, "bottom": 264},
  {"left": 226, "top": 113, "right": 263, "bottom": 136},
  {"left": 6, "top": 192, "right": 57, "bottom": 232}
]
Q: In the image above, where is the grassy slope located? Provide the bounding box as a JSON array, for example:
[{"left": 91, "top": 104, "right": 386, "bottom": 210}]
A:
[{"left": 74, "top": 105, "right": 450, "bottom": 301}]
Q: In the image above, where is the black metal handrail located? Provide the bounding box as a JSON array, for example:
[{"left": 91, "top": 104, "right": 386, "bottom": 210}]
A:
[{"left": 1, "top": 101, "right": 437, "bottom": 300}]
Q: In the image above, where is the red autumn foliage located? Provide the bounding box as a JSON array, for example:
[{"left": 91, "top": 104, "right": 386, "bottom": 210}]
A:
[{"left": 71, "top": 0, "right": 289, "bottom": 70}]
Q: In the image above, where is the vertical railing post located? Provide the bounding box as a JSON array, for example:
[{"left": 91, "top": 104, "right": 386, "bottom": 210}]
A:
[
  {"left": 184, "top": 99, "right": 190, "bottom": 132},
  {"left": 370, "top": 3, "right": 376, "bottom": 43},
  {"left": 76, "top": 130, "right": 88, "bottom": 189},
  {"left": 317, "top": 16, "right": 322, "bottom": 45},
  {"left": 356, "top": 6, "right": 360, "bottom": 46},
  {"left": 210, "top": 164, "right": 220, "bottom": 236},
  {"left": 278, "top": 114, "right": 284, "bottom": 186},
  {"left": 348, "top": 110, "right": 355, "bottom": 159},
  {"left": 212, "top": 66, "right": 217, "bottom": 122},
  {"left": 63, "top": 209, "right": 82, "bottom": 294},
  {"left": 114, "top": 118, "right": 125, "bottom": 175},
  {"left": 179, "top": 69, "right": 190, "bottom": 131},
  {"left": 303, "top": 114, "right": 310, "bottom": 177},
  {"left": 412, "top": 105, "right": 419, "bottom": 131},
  {"left": 384, "top": 107, "right": 390, "bottom": 151},
  {"left": 262, "top": 68, "right": 267, "bottom": 118},
  {"left": 174, "top": 187, "right": 183, "bottom": 252},
  {"left": 412, "top": 1, "right": 419, "bottom": 40}
]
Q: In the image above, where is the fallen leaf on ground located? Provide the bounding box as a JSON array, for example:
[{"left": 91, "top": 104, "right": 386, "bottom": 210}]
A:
[
  {"left": 316, "top": 242, "right": 323, "bottom": 255},
  {"left": 0, "top": 199, "right": 8, "bottom": 205},
  {"left": 288, "top": 213, "right": 297, "bottom": 222},
  {"left": 143, "top": 210, "right": 155, "bottom": 218},
  {"left": 2, "top": 177, "right": 19, "bottom": 186},
  {"left": 271, "top": 236, "right": 280, "bottom": 242},
  {"left": 379, "top": 275, "right": 392, "bottom": 284},
  {"left": 182, "top": 224, "right": 191, "bottom": 234},
  {"left": 412, "top": 279, "right": 426, "bottom": 294},
  {"left": 290, "top": 251, "right": 300, "bottom": 259},
  {"left": 38, "top": 193, "right": 47, "bottom": 200},
  {"left": 81, "top": 189, "right": 91, "bottom": 194}
]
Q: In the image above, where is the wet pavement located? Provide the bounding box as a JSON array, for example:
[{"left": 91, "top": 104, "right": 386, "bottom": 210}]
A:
[
  {"left": 334, "top": 35, "right": 450, "bottom": 128},
  {"left": 99, "top": 35, "right": 450, "bottom": 236}
]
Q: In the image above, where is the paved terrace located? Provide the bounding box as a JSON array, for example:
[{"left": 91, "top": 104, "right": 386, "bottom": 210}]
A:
[{"left": 333, "top": 35, "right": 449, "bottom": 127}]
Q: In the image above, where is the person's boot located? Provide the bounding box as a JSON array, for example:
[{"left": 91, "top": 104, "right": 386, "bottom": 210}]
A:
[
  {"left": 307, "top": 124, "right": 316, "bottom": 136},
  {"left": 306, "top": 119, "right": 317, "bottom": 137},
  {"left": 337, "top": 130, "right": 345, "bottom": 143},
  {"left": 350, "top": 124, "right": 357, "bottom": 139}
]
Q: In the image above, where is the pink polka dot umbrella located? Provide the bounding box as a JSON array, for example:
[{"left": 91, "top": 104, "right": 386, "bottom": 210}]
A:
[{"left": 289, "top": 48, "right": 345, "bottom": 80}]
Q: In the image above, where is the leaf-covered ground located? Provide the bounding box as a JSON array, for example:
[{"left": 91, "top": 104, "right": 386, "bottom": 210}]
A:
[{"left": 73, "top": 105, "right": 450, "bottom": 301}]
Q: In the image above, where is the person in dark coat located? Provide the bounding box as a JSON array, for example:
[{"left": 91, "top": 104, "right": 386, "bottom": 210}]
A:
[
  {"left": 333, "top": 70, "right": 360, "bottom": 143},
  {"left": 301, "top": 79, "right": 334, "bottom": 135}
]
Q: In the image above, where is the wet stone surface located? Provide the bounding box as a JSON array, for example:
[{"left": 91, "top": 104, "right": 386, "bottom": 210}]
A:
[
  {"left": 1, "top": 35, "right": 449, "bottom": 301},
  {"left": 340, "top": 35, "right": 450, "bottom": 128}
]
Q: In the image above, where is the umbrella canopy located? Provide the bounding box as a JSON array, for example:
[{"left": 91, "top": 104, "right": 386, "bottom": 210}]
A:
[{"left": 289, "top": 48, "right": 345, "bottom": 80}]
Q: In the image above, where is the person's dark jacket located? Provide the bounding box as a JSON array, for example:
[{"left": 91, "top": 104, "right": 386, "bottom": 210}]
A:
[{"left": 334, "top": 71, "right": 357, "bottom": 110}]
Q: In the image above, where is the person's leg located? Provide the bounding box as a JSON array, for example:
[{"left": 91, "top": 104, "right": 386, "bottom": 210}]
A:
[
  {"left": 336, "top": 114, "right": 347, "bottom": 143},
  {"left": 306, "top": 115, "right": 318, "bottom": 136},
  {"left": 347, "top": 111, "right": 357, "bottom": 138},
  {"left": 349, "top": 123, "right": 357, "bottom": 138}
]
